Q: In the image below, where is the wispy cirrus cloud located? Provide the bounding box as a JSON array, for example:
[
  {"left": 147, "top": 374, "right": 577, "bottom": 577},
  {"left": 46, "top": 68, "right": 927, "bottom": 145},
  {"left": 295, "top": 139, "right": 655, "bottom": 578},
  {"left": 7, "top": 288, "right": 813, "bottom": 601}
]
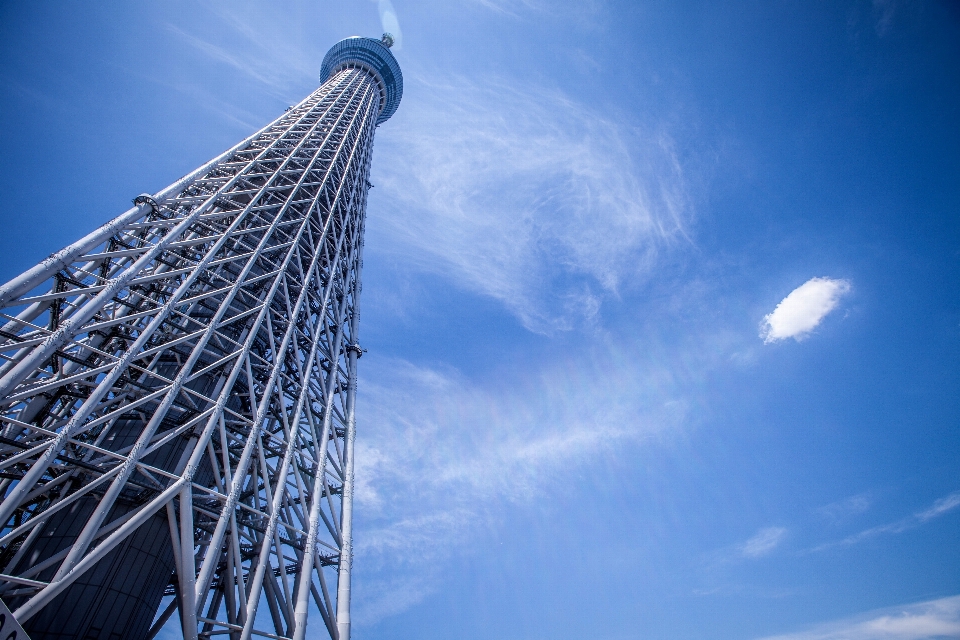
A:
[
  {"left": 467, "top": 0, "right": 602, "bottom": 19},
  {"left": 817, "top": 492, "right": 874, "bottom": 525},
  {"left": 812, "top": 490, "right": 960, "bottom": 552},
  {"left": 350, "top": 345, "right": 692, "bottom": 624},
  {"left": 704, "top": 525, "right": 789, "bottom": 569},
  {"left": 167, "top": 6, "right": 692, "bottom": 335},
  {"left": 354, "top": 351, "right": 679, "bottom": 513},
  {"left": 371, "top": 74, "right": 691, "bottom": 333},
  {"left": 917, "top": 492, "right": 960, "bottom": 522},
  {"left": 166, "top": 25, "right": 277, "bottom": 88},
  {"left": 760, "top": 277, "right": 851, "bottom": 343},
  {"left": 757, "top": 595, "right": 960, "bottom": 640},
  {"left": 741, "top": 526, "right": 788, "bottom": 558},
  {"left": 164, "top": 5, "right": 320, "bottom": 102}
]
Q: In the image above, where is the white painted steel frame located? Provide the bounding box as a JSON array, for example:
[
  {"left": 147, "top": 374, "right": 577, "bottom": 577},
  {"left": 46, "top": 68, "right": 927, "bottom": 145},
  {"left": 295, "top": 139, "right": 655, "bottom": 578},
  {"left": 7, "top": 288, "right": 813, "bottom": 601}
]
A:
[{"left": 0, "top": 65, "right": 382, "bottom": 640}]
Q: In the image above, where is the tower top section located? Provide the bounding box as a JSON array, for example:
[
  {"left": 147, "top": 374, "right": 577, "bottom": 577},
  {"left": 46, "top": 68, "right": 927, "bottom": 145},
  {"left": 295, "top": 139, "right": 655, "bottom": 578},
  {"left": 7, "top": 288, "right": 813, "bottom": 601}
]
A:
[{"left": 320, "top": 36, "right": 403, "bottom": 124}]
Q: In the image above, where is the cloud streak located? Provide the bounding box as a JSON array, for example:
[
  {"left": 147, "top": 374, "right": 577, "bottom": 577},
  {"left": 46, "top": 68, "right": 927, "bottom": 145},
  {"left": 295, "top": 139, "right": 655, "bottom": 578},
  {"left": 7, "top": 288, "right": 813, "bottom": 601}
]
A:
[
  {"left": 468, "top": 0, "right": 603, "bottom": 20},
  {"left": 760, "top": 277, "right": 851, "bottom": 343},
  {"left": 167, "top": 8, "right": 692, "bottom": 335},
  {"left": 757, "top": 595, "right": 960, "bottom": 640},
  {"left": 371, "top": 75, "right": 690, "bottom": 333},
  {"left": 350, "top": 344, "right": 692, "bottom": 624},
  {"left": 164, "top": 6, "right": 321, "bottom": 102},
  {"left": 741, "top": 526, "right": 788, "bottom": 558},
  {"left": 812, "top": 490, "right": 960, "bottom": 552},
  {"left": 817, "top": 492, "right": 874, "bottom": 525}
]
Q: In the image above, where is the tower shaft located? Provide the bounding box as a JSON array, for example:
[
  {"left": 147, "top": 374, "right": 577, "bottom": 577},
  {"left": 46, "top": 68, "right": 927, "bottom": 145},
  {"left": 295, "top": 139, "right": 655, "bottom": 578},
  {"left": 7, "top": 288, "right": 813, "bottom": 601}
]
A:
[{"left": 0, "top": 35, "right": 401, "bottom": 640}]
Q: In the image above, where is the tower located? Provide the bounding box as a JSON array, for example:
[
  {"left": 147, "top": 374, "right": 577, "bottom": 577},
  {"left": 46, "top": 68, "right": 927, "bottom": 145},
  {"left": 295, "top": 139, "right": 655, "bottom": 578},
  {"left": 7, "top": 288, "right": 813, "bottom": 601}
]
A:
[{"left": 0, "top": 35, "right": 401, "bottom": 640}]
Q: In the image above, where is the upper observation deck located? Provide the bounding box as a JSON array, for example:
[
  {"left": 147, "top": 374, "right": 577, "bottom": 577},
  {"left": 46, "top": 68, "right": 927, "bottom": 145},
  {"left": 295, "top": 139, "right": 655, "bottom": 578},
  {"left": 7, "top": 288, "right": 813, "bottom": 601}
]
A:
[{"left": 320, "top": 35, "right": 403, "bottom": 125}]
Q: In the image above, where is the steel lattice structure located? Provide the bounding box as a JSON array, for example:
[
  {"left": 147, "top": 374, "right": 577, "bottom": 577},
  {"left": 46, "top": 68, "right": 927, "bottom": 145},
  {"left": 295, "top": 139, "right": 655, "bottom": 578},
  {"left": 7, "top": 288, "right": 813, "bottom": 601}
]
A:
[{"left": 0, "top": 35, "right": 401, "bottom": 640}]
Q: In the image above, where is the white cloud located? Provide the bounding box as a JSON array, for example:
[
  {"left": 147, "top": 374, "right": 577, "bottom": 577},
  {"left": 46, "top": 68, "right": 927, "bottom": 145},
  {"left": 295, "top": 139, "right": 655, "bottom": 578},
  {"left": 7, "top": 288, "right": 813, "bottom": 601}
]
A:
[
  {"left": 741, "top": 526, "right": 788, "bottom": 558},
  {"left": 917, "top": 491, "right": 960, "bottom": 523},
  {"left": 812, "top": 490, "right": 960, "bottom": 552},
  {"left": 467, "top": 0, "right": 602, "bottom": 19},
  {"left": 371, "top": 74, "right": 690, "bottom": 333},
  {"left": 165, "top": 5, "right": 325, "bottom": 102},
  {"left": 166, "top": 7, "right": 692, "bottom": 335},
  {"left": 350, "top": 346, "right": 692, "bottom": 624},
  {"left": 757, "top": 595, "right": 960, "bottom": 640},
  {"left": 817, "top": 492, "right": 874, "bottom": 525},
  {"left": 760, "top": 277, "right": 851, "bottom": 343}
]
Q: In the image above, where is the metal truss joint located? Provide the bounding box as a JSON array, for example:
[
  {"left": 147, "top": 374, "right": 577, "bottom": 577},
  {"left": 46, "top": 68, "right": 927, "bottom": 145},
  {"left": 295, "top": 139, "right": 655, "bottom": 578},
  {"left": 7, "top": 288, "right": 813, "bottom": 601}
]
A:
[
  {"left": 132, "top": 193, "right": 160, "bottom": 213},
  {"left": 344, "top": 343, "right": 365, "bottom": 358}
]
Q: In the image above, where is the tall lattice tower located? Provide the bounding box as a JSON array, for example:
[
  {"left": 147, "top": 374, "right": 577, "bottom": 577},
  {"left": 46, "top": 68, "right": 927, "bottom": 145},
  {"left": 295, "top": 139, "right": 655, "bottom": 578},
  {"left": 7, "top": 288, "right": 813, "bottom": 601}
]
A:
[{"left": 0, "top": 35, "right": 401, "bottom": 640}]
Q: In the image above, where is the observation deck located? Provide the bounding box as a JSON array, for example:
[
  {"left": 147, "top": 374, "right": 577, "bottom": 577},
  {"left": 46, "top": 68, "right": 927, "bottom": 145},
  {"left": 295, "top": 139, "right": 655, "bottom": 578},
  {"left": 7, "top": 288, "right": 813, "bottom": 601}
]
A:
[{"left": 320, "top": 36, "right": 403, "bottom": 124}]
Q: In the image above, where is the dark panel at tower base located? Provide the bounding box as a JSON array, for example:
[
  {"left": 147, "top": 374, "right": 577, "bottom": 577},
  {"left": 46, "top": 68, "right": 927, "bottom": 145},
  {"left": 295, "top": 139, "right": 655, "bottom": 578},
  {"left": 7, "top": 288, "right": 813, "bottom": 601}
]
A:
[
  {"left": 19, "top": 508, "right": 173, "bottom": 640},
  {"left": 6, "top": 415, "right": 212, "bottom": 640}
]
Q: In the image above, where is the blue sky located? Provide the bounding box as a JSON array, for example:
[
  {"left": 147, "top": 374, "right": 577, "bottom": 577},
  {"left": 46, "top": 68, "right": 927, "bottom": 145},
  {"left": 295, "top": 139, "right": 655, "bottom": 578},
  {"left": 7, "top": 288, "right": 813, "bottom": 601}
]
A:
[{"left": 1, "top": 1, "right": 959, "bottom": 639}]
